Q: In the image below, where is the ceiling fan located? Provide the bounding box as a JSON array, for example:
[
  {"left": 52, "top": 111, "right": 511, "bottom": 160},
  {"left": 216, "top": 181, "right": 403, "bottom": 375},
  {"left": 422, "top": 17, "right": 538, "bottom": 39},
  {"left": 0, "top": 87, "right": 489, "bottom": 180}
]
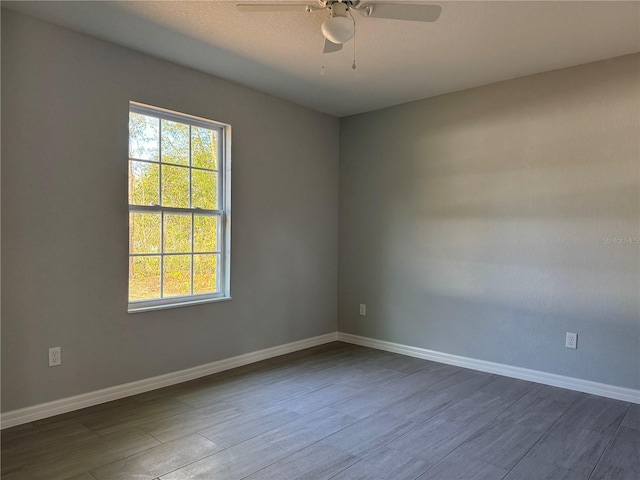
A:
[{"left": 236, "top": 1, "right": 442, "bottom": 55}]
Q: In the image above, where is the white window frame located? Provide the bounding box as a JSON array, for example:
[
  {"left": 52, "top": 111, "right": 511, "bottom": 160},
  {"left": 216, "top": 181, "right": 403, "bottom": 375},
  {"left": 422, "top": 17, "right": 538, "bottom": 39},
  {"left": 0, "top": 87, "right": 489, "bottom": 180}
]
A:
[{"left": 128, "top": 102, "right": 231, "bottom": 313}]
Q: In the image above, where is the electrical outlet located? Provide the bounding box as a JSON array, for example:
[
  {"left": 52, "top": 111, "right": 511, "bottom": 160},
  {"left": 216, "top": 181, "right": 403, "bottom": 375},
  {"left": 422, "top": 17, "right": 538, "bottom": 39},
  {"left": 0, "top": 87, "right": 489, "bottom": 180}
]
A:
[
  {"left": 565, "top": 332, "right": 577, "bottom": 349},
  {"left": 359, "top": 304, "right": 366, "bottom": 316},
  {"left": 49, "top": 347, "right": 61, "bottom": 366}
]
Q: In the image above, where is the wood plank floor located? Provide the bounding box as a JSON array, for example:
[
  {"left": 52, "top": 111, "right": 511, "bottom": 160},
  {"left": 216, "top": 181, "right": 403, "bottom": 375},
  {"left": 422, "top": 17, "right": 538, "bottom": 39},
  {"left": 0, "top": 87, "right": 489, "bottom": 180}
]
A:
[{"left": 2, "top": 342, "right": 638, "bottom": 480}]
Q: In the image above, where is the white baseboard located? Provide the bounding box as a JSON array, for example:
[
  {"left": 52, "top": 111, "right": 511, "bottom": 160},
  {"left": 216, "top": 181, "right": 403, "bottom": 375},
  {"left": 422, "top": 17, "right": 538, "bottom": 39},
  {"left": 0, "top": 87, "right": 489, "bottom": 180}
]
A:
[
  {"left": 337, "top": 332, "right": 640, "bottom": 404},
  {"left": 3, "top": 330, "right": 637, "bottom": 429},
  {"left": 0, "top": 332, "right": 338, "bottom": 429}
]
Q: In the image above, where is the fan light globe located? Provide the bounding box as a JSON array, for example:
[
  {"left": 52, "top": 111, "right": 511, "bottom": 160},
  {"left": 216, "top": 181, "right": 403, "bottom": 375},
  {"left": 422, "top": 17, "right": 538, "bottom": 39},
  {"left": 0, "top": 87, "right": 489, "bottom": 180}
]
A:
[{"left": 321, "top": 15, "right": 354, "bottom": 44}]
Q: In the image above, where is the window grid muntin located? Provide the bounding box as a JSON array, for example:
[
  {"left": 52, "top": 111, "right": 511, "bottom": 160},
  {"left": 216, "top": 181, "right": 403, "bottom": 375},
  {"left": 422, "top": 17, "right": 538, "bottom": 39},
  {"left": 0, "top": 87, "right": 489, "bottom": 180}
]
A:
[
  {"left": 128, "top": 103, "right": 226, "bottom": 308},
  {"left": 189, "top": 125, "right": 193, "bottom": 229},
  {"left": 159, "top": 118, "right": 164, "bottom": 297},
  {"left": 190, "top": 204, "right": 194, "bottom": 295}
]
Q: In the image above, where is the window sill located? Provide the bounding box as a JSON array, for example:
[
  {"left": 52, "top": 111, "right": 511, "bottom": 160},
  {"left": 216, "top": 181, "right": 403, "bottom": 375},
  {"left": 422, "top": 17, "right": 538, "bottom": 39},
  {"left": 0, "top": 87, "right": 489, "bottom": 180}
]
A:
[{"left": 128, "top": 296, "right": 231, "bottom": 314}]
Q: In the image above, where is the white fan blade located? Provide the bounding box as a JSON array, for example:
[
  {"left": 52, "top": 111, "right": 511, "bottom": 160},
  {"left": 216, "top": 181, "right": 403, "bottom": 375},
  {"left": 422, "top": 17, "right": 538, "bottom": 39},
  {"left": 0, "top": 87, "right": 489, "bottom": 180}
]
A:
[
  {"left": 323, "top": 38, "right": 343, "bottom": 54},
  {"left": 236, "top": 3, "right": 310, "bottom": 12},
  {"left": 358, "top": 3, "right": 442, "bottom": 22}
]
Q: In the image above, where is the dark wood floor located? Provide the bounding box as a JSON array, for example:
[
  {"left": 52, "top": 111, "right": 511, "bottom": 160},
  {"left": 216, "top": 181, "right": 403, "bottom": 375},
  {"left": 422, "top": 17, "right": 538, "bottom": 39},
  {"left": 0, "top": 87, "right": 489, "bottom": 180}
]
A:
[{"left": 1, "top": 342, "right": 638, "bottom": 480}]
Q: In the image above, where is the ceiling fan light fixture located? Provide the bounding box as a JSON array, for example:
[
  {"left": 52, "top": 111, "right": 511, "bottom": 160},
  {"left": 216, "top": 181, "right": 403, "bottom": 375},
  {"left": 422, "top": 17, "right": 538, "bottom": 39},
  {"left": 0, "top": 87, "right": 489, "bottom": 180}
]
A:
[{"left": 321, "top": 13, "right": 354, "bottom": 44}]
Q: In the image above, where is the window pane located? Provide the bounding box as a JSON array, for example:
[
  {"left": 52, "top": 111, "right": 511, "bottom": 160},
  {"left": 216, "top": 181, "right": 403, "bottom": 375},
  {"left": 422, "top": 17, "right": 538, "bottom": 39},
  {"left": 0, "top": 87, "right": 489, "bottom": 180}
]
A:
[
  {"left": 161, "top": 120, "right": 189, "bottom": 165},
  {"left": 192, "top": 170, "right": 218, "bottom": 210},
  {"left": 164, "top": 255, "right": 191, "bottom": 297},
  {"left": 129, "top": 256, "right": 161, "bottom": 301},
  {"left": 164, "top": 213, "right": 191, "bottom": 253},
  {"left": 194, "top": 215, "right": 218, "bottom": 252},
  {"left": 129, "top": 112, "right": 159, "bottom": 161},
  {"left": 129, "top": 161, "right": 159, "bottom": 206},
  {"left": 129, "top": 212, "right": 161, "bottom": 254},
  {"left": 128, "top": 105, "right": 229, "bottom": 308},
  {"left": 191, "top": 126, "right": 218, "bottom": 170},
  {"left": 161, "top": 165, "right": 189, "bottom": 208},
  {"left": 194, "top": 254, "right": 217, "bottom": 294}
]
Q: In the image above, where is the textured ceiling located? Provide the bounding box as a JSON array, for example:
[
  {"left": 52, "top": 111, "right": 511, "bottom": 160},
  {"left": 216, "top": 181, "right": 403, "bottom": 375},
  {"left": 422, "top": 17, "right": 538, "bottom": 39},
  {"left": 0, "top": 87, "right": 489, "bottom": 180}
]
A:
[{"left": 4, "top": 1, "right": 640, "bottom": 116}]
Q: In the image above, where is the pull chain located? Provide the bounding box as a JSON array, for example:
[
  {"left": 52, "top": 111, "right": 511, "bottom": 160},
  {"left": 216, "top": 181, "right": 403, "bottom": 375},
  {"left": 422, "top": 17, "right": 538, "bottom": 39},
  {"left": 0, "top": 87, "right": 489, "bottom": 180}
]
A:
[{"left": 349, "top": 9, "right": 357, "bottom": 70}]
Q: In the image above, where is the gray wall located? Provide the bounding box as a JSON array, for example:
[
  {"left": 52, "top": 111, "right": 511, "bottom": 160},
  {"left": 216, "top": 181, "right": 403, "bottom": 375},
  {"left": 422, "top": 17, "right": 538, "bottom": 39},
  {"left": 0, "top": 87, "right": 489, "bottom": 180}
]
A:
[
  {"left": 339, "top": 54, "right": 640, "bottom": 389},
  {"left": 1, "top": 10, "right": 339, "bottom": 412}
]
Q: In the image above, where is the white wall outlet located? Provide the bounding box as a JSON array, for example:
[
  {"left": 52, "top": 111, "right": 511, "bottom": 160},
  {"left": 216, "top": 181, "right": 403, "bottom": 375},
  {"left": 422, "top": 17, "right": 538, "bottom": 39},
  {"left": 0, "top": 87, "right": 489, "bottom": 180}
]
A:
[
  {"left": 359, "top": 304, "right": 366, "bottom": 316},
  {"left": 565, "top": 332, "right": 577, "bottom": 349},
  {"left": 49, "top": 347, "right": 61, "bottom": 366}
]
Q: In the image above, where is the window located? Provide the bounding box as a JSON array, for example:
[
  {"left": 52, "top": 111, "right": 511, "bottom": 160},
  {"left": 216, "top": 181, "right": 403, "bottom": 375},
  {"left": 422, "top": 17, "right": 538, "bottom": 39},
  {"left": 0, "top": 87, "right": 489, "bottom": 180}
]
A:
[{"left": 128, "top": 102, "right": 230, "bottom": 312}]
